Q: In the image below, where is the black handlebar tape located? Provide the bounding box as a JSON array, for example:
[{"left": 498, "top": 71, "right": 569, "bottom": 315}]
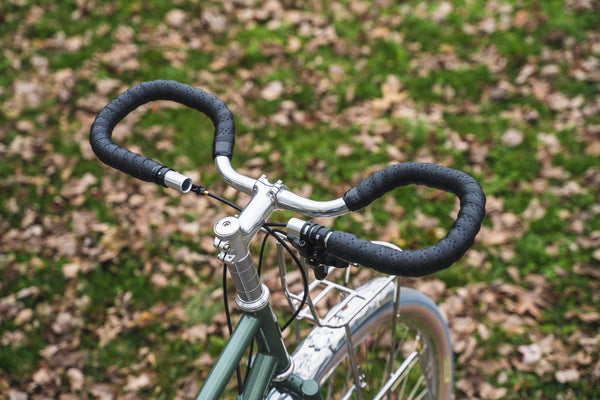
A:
[
  {"left": 89, "top": 80, "right": 235, "bottom": 185},
  {"left": 327, "top": 162, "right": 486, "bottom": 277}
]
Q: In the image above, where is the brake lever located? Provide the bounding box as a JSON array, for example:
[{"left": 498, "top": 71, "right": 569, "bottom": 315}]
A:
[{"left": 289, "top": 237, "right": 349, "bottom": 280}]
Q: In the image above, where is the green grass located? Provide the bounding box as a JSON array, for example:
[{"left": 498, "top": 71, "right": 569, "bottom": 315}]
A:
[{"left": 1, "top": 0, "right": 598, "bottom": 398}]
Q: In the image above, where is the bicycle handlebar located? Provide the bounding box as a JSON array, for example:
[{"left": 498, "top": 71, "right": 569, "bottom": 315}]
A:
[
  {"left": 89, "top": 80, "right": 235, "bottom": 192},
  {"left": 289, "top": 163, "right": 486, "bottom": 277},
  {"left": 90, "top": 80, "right": 486, "bottom": 276}
]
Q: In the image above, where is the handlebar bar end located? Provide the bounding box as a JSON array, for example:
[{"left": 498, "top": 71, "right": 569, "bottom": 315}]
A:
[{"left": 164, "top": 170, "right": 193, "bottom": 193}]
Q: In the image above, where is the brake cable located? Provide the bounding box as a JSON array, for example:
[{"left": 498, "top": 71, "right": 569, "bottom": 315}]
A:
[{"left": 191, "top": 184, "right": 310, "bottom": 392}]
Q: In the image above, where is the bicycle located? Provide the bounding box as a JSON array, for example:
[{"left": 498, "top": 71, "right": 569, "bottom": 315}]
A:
[{"left": 90, "top": 80, "right": 486, "bottom": 400}]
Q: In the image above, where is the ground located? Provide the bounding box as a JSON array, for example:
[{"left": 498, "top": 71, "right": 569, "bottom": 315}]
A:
[{"left": 1, "top": 1, "right": 599, "bottom": 399}]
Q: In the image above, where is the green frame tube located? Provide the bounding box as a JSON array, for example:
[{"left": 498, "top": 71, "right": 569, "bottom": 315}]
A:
[
  {"left": 239, "top": 353, "right": 278, "bottom": 400},
  {"left": 194, "top": 314, "right": 260, "bottom": 400},
  {"left": 193, "top": 309, "right": 323, "bottom": 400}
]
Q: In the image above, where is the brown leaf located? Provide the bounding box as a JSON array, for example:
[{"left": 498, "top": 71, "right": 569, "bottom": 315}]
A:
[
  {"left": 89, "top": 383, "right": 114, "bottom": 400},
  {"left": 431, "top": 2, "right": 453, "bottom": 23},
  {"left": 555, "top": 368, "right": 580, "bottom": 383},
  {"left": 166, "top": 9, "right": 187, "bottom": 27},
  {"left": 547, "top": 92, "right": 571, "bottom": 111},
  {"left": 501, "top": 128, "right": 523, "bottom": 147},
  {"left": 102, "top": 43, "right": 139, "bottom": 74},
  {"left": 1, "top": 330, "right": 27, "bottom": 347},
  {"left": 62, "top": 263, "right": 79, "bottom": 279},
  {"left": 517, "top": 343, "right": 542, "bottom": 365},
  {"left": 373, "top": 75, "right": 407, "bottom": 111},
  {"left": 182, "top": 325, "right": 208, "bottom": 342},
  {"left": 32, "top": 367, "right": 53, "bottom": 386},
  {"left": 515, "top": 63, "right": 536, "bottom": 85},
  {"left": 500, "top": 315, "right": 526, "bottom": 336},
  {"left": 97, "top": 315, "right": 123, "bottom": 346},
  {"left": 531, "top": 79, "right": 551, "bottom": 102},
  {"left": 479, "top": 381, "right": 507, "bottom": 400},
  {"left": 514, "top": 292, "right": 546, "bottom": 320},
  {"left": 8, "top": 391, "right": 28, "bottom": 400},
  {"left": 335, "top": 143, "right": 354, "bottom": 157},
  {"left": 67, "top": 368, "right": 85, "bottom": 391},
  {"left": 14, "top": 308, "right": 33, "bottom": 325},
  {"left": 260, "top": 81, "right": 284, "bottom": 101},
  {"left": 133, "top": 311, "right": 155, "bottom": 327},
  {"left": 51, "top": 312, "right": 76, "bottom": 335},
  {"left": 576, "top": 230, "right": 600, "bottom": 248},
  {"left": 522, "top": 198, "right": 546, "bottom": 220},
  {"left": 513, "top": 10, "right": 531, "bottom": 29},
  {"left": 124, "top": 373, "right": 151, "bottom": 392}
]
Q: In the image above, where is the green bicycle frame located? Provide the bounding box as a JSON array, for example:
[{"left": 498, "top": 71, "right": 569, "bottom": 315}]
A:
[
  {"left": 194, "top": 301, "right": 321, "bottom": 400},
  {"left": 195, "top": 211, "right": 322, "bottom": 400}
]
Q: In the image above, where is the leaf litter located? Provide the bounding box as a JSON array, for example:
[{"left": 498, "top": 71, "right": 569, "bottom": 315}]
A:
[{"left": 1, "top": 0, "right": 599, "bottom": 399}]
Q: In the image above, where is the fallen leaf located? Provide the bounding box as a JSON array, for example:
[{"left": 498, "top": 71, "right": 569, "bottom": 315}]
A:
[
  {"left": 522, "top": 198, "right": 545, "bottom": 220},
  {"left": 555, "top": 368, "right": 580, "bottom": 383},
  {"left": 32, "top": 368, "right": 52, "bottom": 386},
  {"left": 151, "top": 273, "right": 169, "bottom": 289},
  {"left": 67, "top": 368, "right": 84, "bottom": 391},
  {"left": 501, "top": 128, "right": 523, "bottom": 147},
  {"left": 62, "top": 263, "right": 80, "bottom": 279},
  {"left": 547, "top": 92, "right": 571, "bottom": 111},
  {"left": 166, "top": 9, "right": 187, "bottom": 27},
  {"left": 260, "top": 81, "right": 284, "bottom": 101},
  {"left": 513, "top": 9, "right": 531, "bottom": 29},
  {"left": 479, "top": 381, "right": 507, "bottom": 400},
  {"left": 14, "top": 308, "right": 33, "bottom": 325},
  {"left": 124, "top": 373, "right": 151, "bottom": 392},
  {"left": 8, "top": 391, "right": 28, "bottom": 400},
  {"left": 89, "top": 383, "right": 114, "bottom": 400},
  {"left": 51, "top": 312, "right": 75, "bottom": 335},
  {"left": 335, "top": 143, "right": 354, "bottom": 157},
  {"left": 518, "top": 343, "right": 542, "bottom": 365},
  {"left": 431, "top": 1, "right": 453, "bottom": 23}
]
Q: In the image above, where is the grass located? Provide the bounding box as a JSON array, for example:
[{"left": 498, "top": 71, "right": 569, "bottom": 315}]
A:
[{"left": 1, "top": 0, "right": 599, "bottom": 398}]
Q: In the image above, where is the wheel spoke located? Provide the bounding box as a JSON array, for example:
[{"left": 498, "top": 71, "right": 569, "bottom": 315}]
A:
[
  {"left": 373, "top": 351, "right": 419, "bottom": 400},
  {"left": 414, "top": 387, "right": 429, "bottom": 400},
  {"left": 322, "top": 314, "right": 443, "bottom": 399},
  {"left": 407, "top": 375, "right": 426, "bottom": 400}
]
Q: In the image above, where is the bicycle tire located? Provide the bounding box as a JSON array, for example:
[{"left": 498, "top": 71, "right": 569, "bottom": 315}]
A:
[{"left": 267, "top": 279, "right": 453, "bottom": 399}]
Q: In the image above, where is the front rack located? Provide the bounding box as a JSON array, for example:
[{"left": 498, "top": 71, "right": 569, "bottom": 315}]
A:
[{"left": 274, "top": 233, "right": 400, "bottom": 329}]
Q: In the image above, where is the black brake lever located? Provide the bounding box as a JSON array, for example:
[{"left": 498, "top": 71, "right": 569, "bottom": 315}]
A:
[{"left": 289, "top": 237, "right": 349, "bottom": 280}]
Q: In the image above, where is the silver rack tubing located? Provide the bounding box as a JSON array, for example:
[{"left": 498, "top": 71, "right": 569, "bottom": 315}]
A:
[{"left": 215, "top": 155, "right": 349, "bottom": 218}]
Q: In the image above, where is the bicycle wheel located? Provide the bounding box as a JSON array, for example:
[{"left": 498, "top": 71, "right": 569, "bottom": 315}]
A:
[{"left": 268, "top": 279, "right": 453, "bottom": 400}]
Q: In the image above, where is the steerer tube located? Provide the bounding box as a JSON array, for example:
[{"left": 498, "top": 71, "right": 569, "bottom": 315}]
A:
[{"left": 214, "top": 217, "right": 264, "bottom": 304}]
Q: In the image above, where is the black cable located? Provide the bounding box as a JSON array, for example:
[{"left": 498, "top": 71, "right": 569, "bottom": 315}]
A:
[
  {"left": 194, "top": 184, "right": 309, "bottom": 380},
  {"left": 262, "top": 227, "right": 309, "bottom": 332},
  {"left": 243, "top": 226, "right": 309, "bottom": 389},
  {"left": 257, "top": 231, "right": 271, "bottom": 276},
  {"left": 243, "top": 229, "right": 293, "bottom": 386},
  {"left": 264, "top": 222, "right": 287, "bottom": 228},
  {"left": 193, "top": 185, "right": 244, "bottom": 393},
  {"left": 208, "top": 192, "right": 242, "bottom": 212},
  {"left": 192, "top": 184, "right": 242, "bottom": 212}
]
